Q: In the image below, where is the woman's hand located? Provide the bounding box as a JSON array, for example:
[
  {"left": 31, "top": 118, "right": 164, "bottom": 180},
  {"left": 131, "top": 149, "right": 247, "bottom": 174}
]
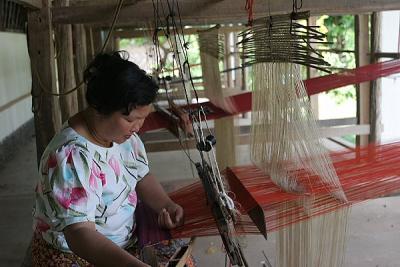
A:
[{"left": 157, "top": 202, "right": 184, "bottom": 229}]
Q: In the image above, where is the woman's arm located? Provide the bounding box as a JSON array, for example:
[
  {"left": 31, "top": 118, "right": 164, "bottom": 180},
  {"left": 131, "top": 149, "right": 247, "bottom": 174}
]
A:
[
  {"left": 136, "top": 173, "right": 184, "bottom": 228},
  {"left": 64, "top": 222, "right": 149, "bottom": 267}
]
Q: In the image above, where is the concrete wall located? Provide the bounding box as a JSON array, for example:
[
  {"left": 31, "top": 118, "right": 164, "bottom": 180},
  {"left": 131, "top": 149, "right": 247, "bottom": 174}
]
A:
[
  {"left": 0, "top": 32, "right": 32, "bottom": 141},
  {"left": 0, "top": 31, "right": 33, "bottom": 163},
  {"left": 380, "top": 11, "right": 400, "bottom": 143}
]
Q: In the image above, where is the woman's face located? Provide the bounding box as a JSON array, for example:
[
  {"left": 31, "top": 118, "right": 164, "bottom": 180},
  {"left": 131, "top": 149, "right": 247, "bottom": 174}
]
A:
[{"left": 102, "top": 104, "right": 152, "bottom": 144}]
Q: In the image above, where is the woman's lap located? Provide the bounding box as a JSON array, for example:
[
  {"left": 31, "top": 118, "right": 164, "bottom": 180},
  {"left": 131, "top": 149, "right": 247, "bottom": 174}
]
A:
[{"left": 32, "top": 232, "right": 196, "bottom": 267}]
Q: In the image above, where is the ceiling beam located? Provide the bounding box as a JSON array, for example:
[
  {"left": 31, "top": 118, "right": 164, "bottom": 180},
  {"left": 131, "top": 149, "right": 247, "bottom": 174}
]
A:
[
  {"left": 113, "top": 25, "right": 245, "bottom": 38},
  {"left": 52, "top": 0, "right": 400, "bottom": 26},
  {"left": 69, "top": 0, "right": 139, "bottom": 7},
  {"left": 13, "top": 0, "right": 42, "bottom": 9}
]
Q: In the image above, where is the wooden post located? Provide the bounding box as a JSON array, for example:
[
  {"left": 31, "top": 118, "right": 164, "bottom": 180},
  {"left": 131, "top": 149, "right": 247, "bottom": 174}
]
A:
[
  {"left": 54, "top": 0, "right": 78, "bottom": 122},
  {"left": 308, "top": 16, "right": 320, "bottom": 116},
  {"left": 233, "top": 32, "right": 242, "bottom": 90},
  {"left": 355, "top": 14, "right": 370, "bottom": 146},
  {"left": 27, "top": 0, "right": 62, "bottom": 161},
  {"left": 369, "top": 12, "right": 382, "bottom": 144},
  {"left": 73, "top": 23, "right": 88, "bottom": 111}
]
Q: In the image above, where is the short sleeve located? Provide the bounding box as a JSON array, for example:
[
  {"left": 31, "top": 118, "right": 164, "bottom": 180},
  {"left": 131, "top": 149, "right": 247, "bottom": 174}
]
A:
[
  {"left": 131, "top": 133, "right": 149, "bottom": 180},
  {"left": 43, "top": 143, "right": 102, "bottom": 231}
]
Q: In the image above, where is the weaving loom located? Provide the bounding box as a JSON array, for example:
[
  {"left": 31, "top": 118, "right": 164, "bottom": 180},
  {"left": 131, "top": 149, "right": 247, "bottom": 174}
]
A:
[{"left": 141, "top": 2, "right": 400, "bottom": 266}]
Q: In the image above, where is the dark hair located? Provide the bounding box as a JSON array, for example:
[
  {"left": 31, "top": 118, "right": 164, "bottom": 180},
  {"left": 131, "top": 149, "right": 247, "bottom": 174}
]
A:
[{"left": 84, "top": 51, "right": 159, "bottom": 115}]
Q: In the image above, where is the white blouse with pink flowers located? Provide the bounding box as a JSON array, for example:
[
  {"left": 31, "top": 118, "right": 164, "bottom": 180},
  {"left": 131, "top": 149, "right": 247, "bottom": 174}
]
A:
[{"left": 32, "top": 125, "right": 149, "bottom": 252}]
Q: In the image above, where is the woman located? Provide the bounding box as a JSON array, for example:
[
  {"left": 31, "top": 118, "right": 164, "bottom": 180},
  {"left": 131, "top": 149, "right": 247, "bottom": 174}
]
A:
[{"left": 32, "top": 51, "right": 188, "bottom": 266}]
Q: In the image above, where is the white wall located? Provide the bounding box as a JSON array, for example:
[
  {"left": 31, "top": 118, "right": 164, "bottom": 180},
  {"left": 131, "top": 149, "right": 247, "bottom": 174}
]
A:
[
  {"left": 380, "top": 11, "right": 400, "bottom": 143},
  {"left": 0, "top": 32, "right": 33, "bottom": 142}
]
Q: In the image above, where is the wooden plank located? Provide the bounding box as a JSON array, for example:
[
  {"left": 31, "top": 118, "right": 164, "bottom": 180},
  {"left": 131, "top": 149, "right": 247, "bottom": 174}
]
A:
[
  {"left": 27, "top": 0, "right": 62, "bottom": 160},
  {"left": 13, "top": 0, "right": 41, "bottom": 9},
  {"left": 52, "top": 0, "right": 400, "bottom": 26}
]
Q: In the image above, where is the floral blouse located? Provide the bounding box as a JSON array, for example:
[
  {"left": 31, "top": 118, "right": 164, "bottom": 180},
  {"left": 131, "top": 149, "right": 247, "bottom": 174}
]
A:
[{"left": 32, "top": 125, "right": 149, "bottom": 252}]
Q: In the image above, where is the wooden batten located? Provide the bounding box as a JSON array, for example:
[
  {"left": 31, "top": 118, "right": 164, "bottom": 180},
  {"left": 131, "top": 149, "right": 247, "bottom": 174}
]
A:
[
  {"left": 27, "top": 1, "right": 62, "bottom": 160},
  {"left": 72, "top": 23, "right": 88, "bottom": 111},
  {"left": 55, "top": 0, "right": 78, "bottom": 123}
]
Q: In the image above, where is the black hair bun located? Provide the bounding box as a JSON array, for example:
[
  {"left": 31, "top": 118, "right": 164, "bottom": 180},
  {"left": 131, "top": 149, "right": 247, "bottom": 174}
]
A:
[{"left": 84, "top": 51, "right": 159, "bottom": 115}]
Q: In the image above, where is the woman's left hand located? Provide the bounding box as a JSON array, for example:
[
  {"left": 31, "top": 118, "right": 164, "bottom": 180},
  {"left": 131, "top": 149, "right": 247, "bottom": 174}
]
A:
[{"left": 157, "top": 202, "right": 184, "bottom": 229}]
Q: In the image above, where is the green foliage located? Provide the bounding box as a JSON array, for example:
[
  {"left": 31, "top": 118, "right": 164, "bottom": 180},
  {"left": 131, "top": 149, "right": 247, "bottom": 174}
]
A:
[
  {"left": 317, "top": 15, "right": 356, "bottom": 104},
  {"left": 342, "top": 134, "right": 356, "bottom": 144},
  {"left": 119, "top": 38, "right": 151, "bottom": 49},
  {"left": 322, "top": 15, "right": 355, "bottom": 50},
  {"left": 328, "top": 86, "right": 356, "bottom": 105}
]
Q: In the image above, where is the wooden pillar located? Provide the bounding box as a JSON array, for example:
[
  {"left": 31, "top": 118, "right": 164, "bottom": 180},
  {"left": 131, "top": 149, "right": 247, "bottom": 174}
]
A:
[
  {"left": 54, "top": 0, "right": 78, "bottom": 122},
  {"left": 73, "top": 23, "right": 88, "bottom": 111},
  {"left": 369, "top": 12, "right": 382, "bottom": 144},
  {"left": 86, "top": 26, "right": 95, "bottom": 61},
  {"left": 355, "top": 14, "right": 370, "bottom": 146},
  {"left": 27, "top": 0, "right": 62, "bottom": 161}
]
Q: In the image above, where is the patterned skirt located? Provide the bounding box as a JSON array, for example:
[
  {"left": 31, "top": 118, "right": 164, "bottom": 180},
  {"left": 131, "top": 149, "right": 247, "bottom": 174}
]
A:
[{"left": 31, "top": 232, "right": 196, "bottom": 267}]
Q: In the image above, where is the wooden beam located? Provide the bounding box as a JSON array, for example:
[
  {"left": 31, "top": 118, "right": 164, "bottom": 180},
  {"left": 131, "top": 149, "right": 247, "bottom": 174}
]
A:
[
  {"left": 52, "top": 0, "right": 400, "bottom": 26},
  {"left": 70, "top": 0, "right": 139, "bottom": 7},
  {"left": 14, "top": 0, "right": 41, "bottom": 9},
  {"left": 113, "top": 25, "right": 245, "bottom": 39},
  {"left": 143, "top": 124, "right": 370, "bottom": 152}
]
